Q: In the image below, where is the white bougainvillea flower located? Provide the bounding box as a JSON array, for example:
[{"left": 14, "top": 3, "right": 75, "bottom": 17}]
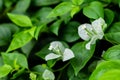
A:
[
  {"left": 45, "top": 41, "right": 74, "bottom": 62},
  {"left": 78, "top": 18, "right": 107, "bottom": 50},
  {"left": 42, "top": 69, "right": 55, "bottom": 80}
]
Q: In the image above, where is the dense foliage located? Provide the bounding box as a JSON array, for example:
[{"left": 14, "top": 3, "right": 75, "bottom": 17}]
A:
[{"left": 0, "top": 0, "right": 120, "bottom": 80}]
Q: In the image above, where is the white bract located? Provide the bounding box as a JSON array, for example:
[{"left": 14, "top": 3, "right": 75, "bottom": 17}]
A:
[
  {"left": 45, "top": 41, "right": 74, "bottom": 61},
  {"left": 78, "top": 18, "right": 107, "bottom": 50},
  {"left": 42, "top": 69, "right": 55, "bottom": 80}
]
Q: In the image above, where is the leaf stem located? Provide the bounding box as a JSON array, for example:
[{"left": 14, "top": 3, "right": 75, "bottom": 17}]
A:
[{"left": 53, "top": 61, "right": 70, "bottom": 72}]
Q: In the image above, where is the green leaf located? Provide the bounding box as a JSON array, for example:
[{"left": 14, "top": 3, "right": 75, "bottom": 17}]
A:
[
  {"left": 31, "top": 65, "right": 47, "bottom": 80},
  {"left": 7, "top": 28, "right": 35, "bottom": 52},
  {"left": 60, "top": 21, "right": 80, "bottom": 42},
  {"left": 67, "top": 65, "right": 75, "bottom": 80},
  {"left": 60, "top": 13, "right": 71, "bottom": 24},
  {"left": 102, "top": 45, "right": 120, "bottom": 60},
  {"left": 0, "top": 64, "right": 12, "bottom": 78},
  {"left": 32, "top": 7, "right": 56, "bottom": 25},
  {"left": 34, "top": 25, "right": 46, "bottom": 40},
  {"left": 0, "top": 23, "right": 19, "bottom": 33},
  {"left": 4, "top": 0, "right": 16, "bottom": 8},
  {"left": 71, "top": 42, "right": 95, "bottom": 75},
  {"left": 12, "top": 0, "right": 31, "bottom": 13},
  {"left": 47, "top": 60, "right": 57, "bottom": 68},
  {"left": 99, "top": 69, "right": 120, "bottom": 80},
  {"left": 107, "top": 22, "right": 120, "bottom": 32},
  {"left": 26, "top": 27, "right": 36, "bottom": 37},
  {"left": 36, "top": 44, "right": 51, "bottom": 59},
  {"left": 33, "top": 0, "right": 60, "bottom": 6},
  {"left": 104, "top": 9, "right": 114, "bottom": 26},
  {"left": 67, "top": 65, "right": 89, "bottom": 80},
  {"left": 0, "top": 57, "right": 4, "bottom": 67},
  {"left": 2, "top": 52, "right": 28, "bottom": 69},
  {"left": 72, "top": 0, "right": 84, "bottom": 5},
  {"left": 88, "top": 60, "right": 98, "bottom": 72},
  {"left": 0, "top": 25, "right": 11, "bottom": 46},
  {"left": 21, "top": 40, "right": 36, "bottom": 57},
  {"left": 11, "top": 68, "right": 25, "bottom": 79},
  {"left": 50, "top": 20, "right": 62, "bottom": 36},
  {"left": 83, "top": 1, "right": 104, "bottom": 19},
  {"left": 89, "top": 60, "right": 120, "bottom": 80},
  {"left": 47, "top": 2, "right": 73, "bottom": 18},
  {"left": 7, "top": 13, "right": 33, "bottom": 27},
  {"left": 71, "top": 6, "right": 80, "bottom": 17},
  {"left": 0, "top": 23, "right": 19, "bottom": 46},
  {"left": 105, "top": 32, "right": 120, "bottom": 44},
  {"left": 0, "top": 0, "right": 3, "bottom": 11},
  {"left": 31, "top": 65, "right": 45, "bottom": 73},
  {"left": 30, "top": 72, "right": 37, "bottom": 80}
]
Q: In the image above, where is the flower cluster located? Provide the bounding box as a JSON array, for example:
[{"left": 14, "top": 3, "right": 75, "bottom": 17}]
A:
[
  {"left": 45, "top": 41, "right": 75, "bottom": 61},
  {"left": 78, "top": 18, "right": 107, "bottom": 50}
]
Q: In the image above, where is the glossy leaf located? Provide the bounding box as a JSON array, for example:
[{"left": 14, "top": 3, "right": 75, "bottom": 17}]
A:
[
  {"left": 99, "top": 70, "right": 120, "bottom": 80},
  {"left": 0, "top": 25, "right": 11, "bottom": 46},
  {"left": 4, "top": 0, "right": 16, "bottom": 8},
  {"left": 0, "top": 23, "right": 19, "bottom": 46},
  {"left": 11, "top": 68, "right": 25, "bottom": 79},
  {"left": 0, "top": 64, "right": 12, "bottom": 78},
  {"left": 108, "top": 22, "right": 120, "bottom": 32},
  {"left": 72, "top": 0, "right": 84, "bottom": 5},
  {"left": 104, "top": 9, "right": 114, "bottom": 26},
  {"left": 67, "top": 65, "right": 89, "bottom": 80},
  {"left": 7, "top": 13, "right": 33, "bottom": 27},
  {"left": 71, "top": 42, "right": 95, "bottom": 75},
  {"left": 33, "top": 7, "right": 56, "bottom": 25},
  {"left": 71, "top": 6, "right": 80, "bottom": 17},
  {"left": 34, "top": 25, "right": 46, "bottom": 40},
  {"left": 60, "top": 21, "right": 80, "bottom": 42},
  {"left": 102, "top": 44, "right": 120, "bottom": 60},
  {"left": 0, "top": 57, "right": 4, "bottom": 67},
  {"left": 47, "top": 2, "right": 73, "bottom": 18},
  {"left": 36, "top": 44, "right": 51, "bottom": 59},
  {"left": 105, "top": 32, "right": 120, "bottom": 44},
  {"left": 6, "top": 28, "right": 35, "bottom": 52},
  {"left": 0, "top": 23, "right": 19, "bottom": 33},
  {"left": 50, "top": 20, "right": 62, "bottom": 36},
  {"left": 60, "top": 13, "right": 71, "bottom": 24},
  {"left": 21, "top": 40, "right": 36, "bottom": 57},
  {"left": 31, "top": 65, "right": 45, "bottom": 73},
  {"left": 2, "top": 52, "right": 28, "bottom": 69},
  {"left": 83, "top": 1, "right": 104, "bottom": 19},
  {"left": 33, "top": 0, "right": 60, "bottom": 6},
  {"left": 12, "top": 0, "right": 31, "bottom": 13},
  {"left": 89, "top": 60, "right": 120, "bottom": 80}
]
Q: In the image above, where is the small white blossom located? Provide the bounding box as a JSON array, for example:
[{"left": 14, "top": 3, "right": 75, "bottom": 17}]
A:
[
  {"left": 78, "top": 18, "right": 107, "bottom": 50},
  {"left": 45, "top": 41, "right": 75, "bottom": 61},
  {"left": 45, "top": 53, "right": 61, "bottom": 61},
  {"left": 62, "top": 48, "right": 75, "bottom": 61},
  {"left": 42, "top": 69, "right": 55, "bottom": 80}
]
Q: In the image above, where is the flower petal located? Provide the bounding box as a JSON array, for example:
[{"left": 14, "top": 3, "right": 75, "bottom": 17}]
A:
[
  {"left": 78, "top": 24, "right": 92, "bottom": 41},
  {"left": 86, "top": 36, "right": 97, "bottom": 50},
  {"left": 48, "top": 41, "right": 65, "bottom": 52},
  {"left": 62, "top": 48, "right": 75, "bottom": 61},
  {"left": 42, "top": 69, "right": 55, "bottom": 80},
  {"left": 92, "top": 18, "right": 105, "bottom": 39},
  {"left": 45, "top": 53, "right": 61, "bottom": 61}
]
